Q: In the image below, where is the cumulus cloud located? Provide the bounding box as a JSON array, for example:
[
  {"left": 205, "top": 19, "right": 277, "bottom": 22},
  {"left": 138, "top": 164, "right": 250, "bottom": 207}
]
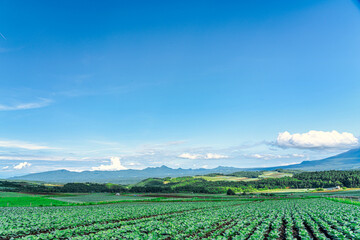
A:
[
  {"left": 0, "top": 140, "right": 50, "bottom": 150},
  {"left": 249, "top": 153, "right": 305, "bottom": 160},
  {"left": 0, "top": 98, "right": 52, "bottom": 111},
  {"left": 178, "top": 153, "right": 228, "bottom": 160},
  {"left": 13, "top": 162, "right": 32, "bottom": 170},
  {"left": 92, "top": 157, "right": 127, "bottom": 171},
  {"left": 276, "top": 130, "right": 358, "bottom": 149}
]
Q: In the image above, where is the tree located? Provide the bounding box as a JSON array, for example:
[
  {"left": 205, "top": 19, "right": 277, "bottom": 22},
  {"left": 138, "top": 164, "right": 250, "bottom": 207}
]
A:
[{"left": 226, "top": 188, "right": 235, "bottom": 195}]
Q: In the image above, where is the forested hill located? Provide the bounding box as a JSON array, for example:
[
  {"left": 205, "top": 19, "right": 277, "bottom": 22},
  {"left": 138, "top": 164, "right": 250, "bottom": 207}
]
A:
[{"left": 130, "top": 170, "right": 360, "bottom": 193}]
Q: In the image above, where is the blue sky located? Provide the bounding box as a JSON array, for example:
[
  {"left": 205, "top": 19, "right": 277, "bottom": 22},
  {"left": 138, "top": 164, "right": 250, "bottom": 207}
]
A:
[{"left": 1, "top": 0, "right": 360, "bottom": 177}]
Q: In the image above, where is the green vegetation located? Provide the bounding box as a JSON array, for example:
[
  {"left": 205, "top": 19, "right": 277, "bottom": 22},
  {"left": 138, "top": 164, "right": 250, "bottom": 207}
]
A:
[
  {"left": 196, "top": 175, "right": 256, "bottom": 182},
  {"left": 200, "top": 170, "right": 293, "bottom": 182},
  {"left": 206, "top": 171, "right": 263, "bottom": 178},
  {"left": 258, "top": 171, "right": 293, "bottom": 179},
  {"left": 226, "top": 188, "right": 235, "bottom": 195},
  {"left": 1, "top": 198, "right": 360, "bottom": 239},
  {"left": 326, "top": 197, "right": 360, "bottom": 206},
  {"left": 0, "top": 191, "right": 246, "bottom": 207},
  {"left": 0, "top": 192, "right": 71, "bottom": 207},
  {"left": 51, "top": 193, "right": 155, "bottom": 203},
  {"left": 228, "top": 170, "right": 263, "bottom": 178},
  {"left": 3, "top": 169, "right": 360, "bottom": 195},
  {"left": 320, "top": 189, "right": 360, "bottom": 196},
  {"left": 294, "top": 170, "right": 360, "bottom": 187},
  {"left": 4, "top": 169, "right": 360, "bottom": 238},
  {"left": 0, "top": 192, "right": 31, "bottom": 197}
]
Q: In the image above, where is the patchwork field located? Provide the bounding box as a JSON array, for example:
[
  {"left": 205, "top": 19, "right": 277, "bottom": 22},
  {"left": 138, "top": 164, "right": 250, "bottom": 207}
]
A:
[
  {"left": 2, "top": 198, "right": 360, "bottom": 239},
  {"left": 258, "top": 171, "right": 293, "bottom": 179},
  {"left": 196, "top": 171, "right": 293, "bottom": 183},
  {"left": 195, "top": 175, "right": 257, "bottom": 182}
]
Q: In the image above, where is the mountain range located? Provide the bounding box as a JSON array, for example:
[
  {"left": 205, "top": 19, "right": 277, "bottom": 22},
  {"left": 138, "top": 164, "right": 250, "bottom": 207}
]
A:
[
  {"left": 9, "top": 166, "right": 242, "bottom": 184},
  {"left": 9, "top": 148, "right": 360, "bottom": 184}
]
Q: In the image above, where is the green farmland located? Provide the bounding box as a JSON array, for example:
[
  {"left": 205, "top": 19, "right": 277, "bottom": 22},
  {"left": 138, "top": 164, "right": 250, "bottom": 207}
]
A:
[
  {"left": 0, "top": 192, "right": 71, "bottom": 207},
  {"left": 2, "top": 197, "right": 360, "bottom": 239},
  {"left": 196, "top": 171, "right": 293, "bottom": 182}
]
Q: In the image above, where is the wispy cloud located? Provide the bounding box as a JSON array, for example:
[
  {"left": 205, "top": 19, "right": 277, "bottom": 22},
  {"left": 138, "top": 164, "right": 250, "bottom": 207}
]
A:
[
  {"left": 0, "top": 98, "right": 52, "bottom": 111},
  {"left": 178, "top": 153, "right": 228, "bottom": 160},
  {"left": 140, "top": 140, "right": 187, "bottom": 150},
  {"left": 88, "top": 140, "right": 122, "bottom": 146},
  {"left": 0, "top": 140, "right": 51, "bottom": 150},
  {"left": 0, "top": 33, "right": 6, "bottom": 40},
  {"left": 248, "top": 153, "right": 305, "bottom": 160}
]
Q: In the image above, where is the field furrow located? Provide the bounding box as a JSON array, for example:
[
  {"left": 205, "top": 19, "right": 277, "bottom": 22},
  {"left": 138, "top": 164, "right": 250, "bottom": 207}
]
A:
[{"left": 2, "top": 198, "right": 360, "bottom": 240}]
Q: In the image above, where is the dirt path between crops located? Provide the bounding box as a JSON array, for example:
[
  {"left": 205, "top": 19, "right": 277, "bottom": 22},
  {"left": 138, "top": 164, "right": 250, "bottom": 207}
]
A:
[
  {"left": 291, "top": 216, "right": 301, "bottom": 240},
  {"left": 245, "top": 219, "right": 263, "bottom": 240},
  {"left": 201, "top": 220, "right": 234, "bottom": 239},
  {"left": 304, "top": 211, "right": 336, "bottom": 240},
  {"left": 302, "top": 221, "right": 318, "bottom": 240},
  {"left": 278, "top": 217, "right": 286, "bottom": 240},
  {"left": 263, "top": 216, "right": 276, "bottom": 240}
]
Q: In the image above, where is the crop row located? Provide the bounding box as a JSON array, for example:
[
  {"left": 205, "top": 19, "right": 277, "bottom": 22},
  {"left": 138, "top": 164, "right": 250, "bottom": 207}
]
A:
[
  {"left": 0, "top": 201, "right": 245, "bottom": 238},
  {"left": 2, "top": 198, "right": 360, "bottom": 239}
]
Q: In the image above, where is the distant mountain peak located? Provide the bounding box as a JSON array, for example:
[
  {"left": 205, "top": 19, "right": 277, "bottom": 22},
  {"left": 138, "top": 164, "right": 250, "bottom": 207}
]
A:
[{"left": 159, "top": 165, "right": 171, "bottom": 169}]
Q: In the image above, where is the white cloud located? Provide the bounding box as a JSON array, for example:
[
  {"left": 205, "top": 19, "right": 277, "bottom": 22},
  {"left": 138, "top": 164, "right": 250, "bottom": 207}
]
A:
[
  {"left": 204, "top": 153, "right": 228, "bottom": 159},
  {"left": 249, "top": 153, "right": 305, "bottom": 160},
  {"left": 276, "top": 130, "right": 358, "bottom": 149},
  {"left": 13, "top": 162, "right": 32, "bottom": 170},
  {"left": 277, "top": 162, "right": 302, "bottom": 166},
  {"left": 2, "top": 166, "right": 9, "bottom": 170},
  {"left": 178, "top": 153, "right": 228, "bottom": 160},
  {"left": 0, "top": 98, "right": 52, "bottom": 111},
  {"left": 0, "top": 156, "right": 54, "bottom": 161},
  {"left": 292, "top": 153, "right": 305, "bottom": 158},
  {"left": 127, "top": 162, "right": 140, "bottom": 166},
  {"left": 92, "top": 157, "right": 127, "bottom": 171},
  {"left": 178, "top": 153, "right": 201, "bottom": 159},
  {"left": 0, "top": 140, "right": 50, "bottom": 150},
  {"left": 0, "top": 155, "right": 96, "bottom": 161}
]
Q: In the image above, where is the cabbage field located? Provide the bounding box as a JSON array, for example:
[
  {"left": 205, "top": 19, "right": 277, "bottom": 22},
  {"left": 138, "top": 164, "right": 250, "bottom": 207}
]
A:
[{"left": 1, "top": 198, "right": 360, "bottom": 239}]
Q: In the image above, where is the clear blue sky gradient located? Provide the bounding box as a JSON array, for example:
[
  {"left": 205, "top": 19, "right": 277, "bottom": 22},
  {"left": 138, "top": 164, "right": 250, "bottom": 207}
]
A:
[{"left": 1, "top": 0, "right": 360, "bottom": 176}]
